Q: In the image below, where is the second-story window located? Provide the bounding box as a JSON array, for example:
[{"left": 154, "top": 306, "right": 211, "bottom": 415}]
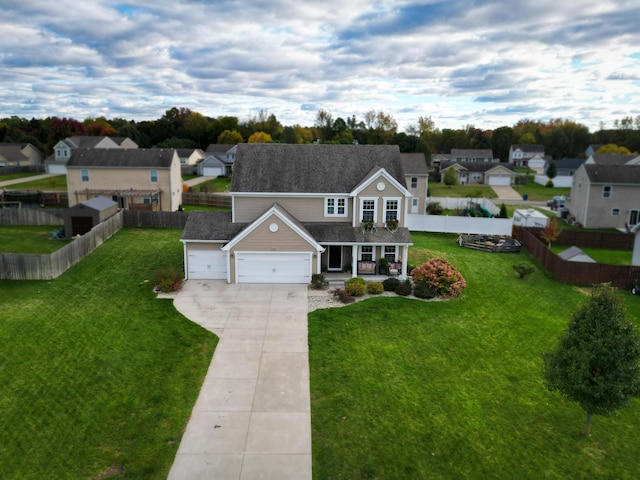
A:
[
  {"left": 411, "top": 177, "right": 418, "bottom": 188},
  {"left": 150, "top": 169, "right": 158, "bottom": 183},
  {"left": 384, "top": 199, "right": 399, "bottom": 221},
  {"left": 603, "top": 185, "right": 612, "bottom": 198},
  {"left": 325, "top": 197, "right": 347, "bottom": 217},
  {"left": 361, "top": 199, "right": 376, "bottom": 222},
  {"left": 81, "top": 169, "right": 89, "bottom": 182}
]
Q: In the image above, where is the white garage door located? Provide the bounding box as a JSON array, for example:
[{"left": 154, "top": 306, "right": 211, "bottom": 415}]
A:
[
  {"left": 236, "top": 252, "right": 311, "bottom": 284},
  {"left": 488, "top": 176, "right": 511, "bottom": 186},
  {"left": 187, "top": 248, "right": 227, "bottom": 280}
]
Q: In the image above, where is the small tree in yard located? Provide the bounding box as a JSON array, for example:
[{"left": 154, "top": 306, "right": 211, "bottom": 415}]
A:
[
  {"left": 543, "top": 283, "right": 640, "bottom": 436},
  {"left": 540, "top": 216, "right": 561, "bottom": 248},
  {"left": 546, "top": 160, "right": 558, "bottom": 180},
  {"left": 498, "top": 202, "right": 508, "bottom": 219},
  {"left": 443, "top": 168, "right": 458, "bottom": 188}
]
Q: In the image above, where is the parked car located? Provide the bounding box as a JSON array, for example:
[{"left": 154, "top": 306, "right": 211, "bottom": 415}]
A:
[{"left": 547, "top": 196, "right": 565, "bottom": 210}]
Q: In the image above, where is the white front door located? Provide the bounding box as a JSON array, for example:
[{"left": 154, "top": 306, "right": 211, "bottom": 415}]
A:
[{"left": 410, "top": 198, "right": 419, "bottom": 214}]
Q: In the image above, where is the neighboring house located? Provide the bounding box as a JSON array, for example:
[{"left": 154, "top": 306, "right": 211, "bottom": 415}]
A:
[
  {"left": 548, "top": 158, "right": 586, "bottom": 177},
  {"left": 400, "top": 153, "right": 429, "bottom": 214},
  {"left": 66, "top": 148, "right": 182, "bottom": 211},
  {"left": 0, "top": 143, "right": 44, "bottom": 167},
  {"left": 197, "top": 155, "right": 226, "bottom": 177},
  {"left": 567, "top": 163, "right": 640, "bottom": 229},
  {"left": 527, "top": 155, "right": 551, "bottom": 175},
  {"left": 205, "top": 144, "right": 237, "bottom": 175},
  {"left": 176, "top": 148, "right": 205, "bottom": 166},
  {"left": 431, "top": 153, "right": 450, "bottom": 170},
  {"left": 585, "top": 154, "right": 640, "bottom": 166},
  {"left": 508, "top": 144, "right": 545, "bottom": 167},
  {"left": 585, "top": 144, "right": 603, "bottom": 157},
  {"left": 45, "top": 136, "right": 138, "bottom": 174},
  {"left": 450, "top": 149, "right": 496, "bottom": 163},
  {"left": 181, "top": 144, "right": 413, "bottom": 284},
  {"left": 440, "top": 162, "right": 516, "bottom": 186}
]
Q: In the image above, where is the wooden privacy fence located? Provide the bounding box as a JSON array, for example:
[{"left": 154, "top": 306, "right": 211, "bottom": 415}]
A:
[
  {"left": 0, "top": 210, "right": 123, "bottom": 280},
  {"left": 517, "top": 227, "right": 638, "bottom": 289},
  {"left": 182, "top": 191, "right": 232, "bottom": 208},
  {"left": 0, "top": 208, "right": 64, "bottom": 226},
  {"left": 123, "top": 210, "right": 189, "bottom": 228}
]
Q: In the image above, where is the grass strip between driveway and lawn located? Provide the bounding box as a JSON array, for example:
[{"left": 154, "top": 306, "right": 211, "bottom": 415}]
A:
[
  {"left": 309, "top": 232, "right": 640, "bottom": 479},
  {"left": 0, "top": 228, "right": 217, "bottom": 479}
]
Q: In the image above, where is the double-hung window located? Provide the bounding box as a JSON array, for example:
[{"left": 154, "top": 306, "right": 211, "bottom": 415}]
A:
[
  {"left": 603, "top": 185, "right": 612, "bottom": 198},
  {"left": 411, "top": 177, "right": 418, "bottom": 188},
  {"left": 384, "top": 246, "right": 397, "bottom": 262},
  {"left": 325, "top": 197, "right": 347, "bottom": 217},
  {"left": 384, "top": 198, "right": 399, "bottom": 222},
  {"left": 81, "top": 169, "right": 89, "bottom": 182},
  {"left": 361, "top": 199, "right": 376, "bottom": 222},
  {"left": 629, "top": 210, "right": 640, "bottom": 226},
  {"left": 150, "top": 169, "right": 158, "bottom": 183},
  {"left": 360, "top": 245, "right": 373, "bottom": 261}
]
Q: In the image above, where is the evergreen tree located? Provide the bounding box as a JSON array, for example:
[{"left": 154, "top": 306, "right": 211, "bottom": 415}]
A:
[{"left": 543, "top": 284, "right": 640, "bottom": 436}]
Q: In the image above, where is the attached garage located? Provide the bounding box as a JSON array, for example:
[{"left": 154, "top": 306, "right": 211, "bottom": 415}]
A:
[
  {"left": 185, "top": 243, "right": 227, "bottom": 280},
  {"left": 488, "top": 175, "right": 511, "bottom": 186},
  {"left": 235, "top": 252, "right": 312, "bottom": 284}
]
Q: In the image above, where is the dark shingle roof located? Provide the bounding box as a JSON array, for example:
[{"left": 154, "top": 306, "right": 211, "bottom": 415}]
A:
[
  {"left": 181, "top": 211, "right": 246, "bottom": 241},
  {"left": 451, "top": 148, "right": 494, "bottom": 158},
  {"left": 589, "top": 154, "right": 638, "bottom": 166},
  {"left": 584, "top": 164, "right": 640, "bottom": 184},
  {"left": 441, "top": 161, "right": 514, "bottom": 173},
  {"left": 511, "top": 144, "right": 544, "bottom": 152},
  {"left": 551, "top": 158, "right": 586, "bottom": 169},
  {"left": 67, "top": 148, "right": 176, "bottom": 168},
  {"left": 400, "top": 153, "right": 429, "bottom": 175},
  {"left": 304, "top": 223, "right": 412, "bottom": 244},
  {"left": 231, "top": 144, "right": 405, "bottom": 193}
]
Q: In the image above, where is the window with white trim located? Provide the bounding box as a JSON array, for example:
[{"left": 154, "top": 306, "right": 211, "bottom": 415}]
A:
[
  {"left": 630, "top": 210, "right": 640, "bottom": 226},
  {"left": 603, "top": 185, "right": 612, "bottom": 198},
  {"left": 384, "top": 198, "right": 399, "bottom": 221},
  {"left": 612, "top": 208, "right": 620, "bottom": 216},
  {"left": 360, "top": 245, "right": 373, "bottom": 261},
  {"left": 411, "top": 177, "right": 418, "bottom": 188},
  {"left": 361, "top": 198, "right": 377, "bottom": 222},
  {"left": 384, "top": 246, "right": 397, "bottom": 262},
  {"left": 150, "top": 169, "right": 158, "bottom": 183},
  {"left": 325, "top": 197, "right": 347, "bottom": 217},
  {"left": 81, "top": 169, "right": 89, "bottom": 182}
]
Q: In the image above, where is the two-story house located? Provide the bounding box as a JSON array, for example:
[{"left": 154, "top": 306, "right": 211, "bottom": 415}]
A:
[
  {"left": 450, "top": 149, "right": 496, "bottom": 163},
  {"left": 400, "top": 153, "right": 429, "bottom": 214},
  {"left": 508, "top": 144, "right": 545, "bottom": 167},
  {"left": 0, "top": 143, "right": 44, "bottom": 167},
  {"left": 66, "top": 148, "right": 182, "bottom": 211},
  {"left": 204, "top": 144, "right": 237, "bottom": 175},
  {"left": 45, "top": 136, "right": 138, "bottom": 174},
  {"left": 567, "top": 163, "right": 640, "bottom": 229},
  {"left": 181, "top": 144, "right": 413, "bottom": 284}
]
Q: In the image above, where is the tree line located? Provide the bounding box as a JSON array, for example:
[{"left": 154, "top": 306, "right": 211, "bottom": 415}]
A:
[{"left": 1, "top": 107, "right": 639, "bottom": 162}]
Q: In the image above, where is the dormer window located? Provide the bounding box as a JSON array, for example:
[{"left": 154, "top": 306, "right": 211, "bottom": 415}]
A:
[{"left": 325, "top": 197, "right": 347, "bottom": 217}]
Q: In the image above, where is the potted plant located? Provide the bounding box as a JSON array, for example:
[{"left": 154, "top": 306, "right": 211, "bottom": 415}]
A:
[
  {"left": 378, "top": 257, "right": 389, "bottom": 275},
  {"left": 361, "top": 219, "right": 375, "bottom": 232},
  {"left": 385, "top": 219, "right": 399, "bottom": 232}
]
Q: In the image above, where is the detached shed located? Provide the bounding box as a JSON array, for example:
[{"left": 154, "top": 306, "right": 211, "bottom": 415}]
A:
[
  {"left": 513, "top": 209, "right": 549, "bottom": 228},
  {"left": 64, "top": 196, "right": 118, "bottom": 238}
]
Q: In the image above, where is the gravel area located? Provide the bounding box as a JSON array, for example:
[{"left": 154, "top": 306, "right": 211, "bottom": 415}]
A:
[{"left": 307, "top": 288, "right": 436, "bottom": 312}]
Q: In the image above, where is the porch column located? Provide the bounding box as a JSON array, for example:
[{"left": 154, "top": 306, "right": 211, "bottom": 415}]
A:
[
  {"left": 352, "top": 245, "right": 358, "bottom": 278},
  {"left": 401, "top": 245, "right": 409, "bottom": 278}
]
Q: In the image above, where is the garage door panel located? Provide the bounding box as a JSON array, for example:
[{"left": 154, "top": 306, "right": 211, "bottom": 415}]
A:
[
  {"left": 188, "top": 249, "right": 227, "bottom": 280},
  {"left": 236, "top": 253, "right": 311, "bottom": 283},
  {"left": 488, "top": 176, "right": 511, "bottom": 186}
]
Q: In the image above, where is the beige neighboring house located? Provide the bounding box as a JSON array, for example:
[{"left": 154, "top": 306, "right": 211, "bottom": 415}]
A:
[
  {"left": 400, "top": 153, "right": 429, "bottom": 214},
  {"left": 176, "top": 148, "right": 206, "bottom": 166},
  {"left": 181, "top": 144, "right": 413, "bottom": 284},
  {"left": 0, "top": 143, "right": 44, "bottom": 167},
  {"left": 45, "top": 136, "right": 138, "bottom": 174},
  {"left": 66, "top": 148, "right": 182, "bottom": 211},
  {"left": 567, "top": 163, "right": 640, "bottom": 229},
  {"left": 440, "top": 162, "right": 516, "bottom": 186},
  {"left": 450, "top": 149, "right": 496, "bottom": 163}
]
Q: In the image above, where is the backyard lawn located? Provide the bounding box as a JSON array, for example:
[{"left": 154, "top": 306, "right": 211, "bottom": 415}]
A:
[
  {"left": 0, "top": 228, "right": 217, "bottom": 479},
  {"left": 427, "top": 183, "right": 498, "bottom": 198},
  {"left": 0, "top": 225, "right": 71, "bottom": 253},
  {"left": 550, "top": 245, "right": 632, "bottom": 265},
  {"left": 309, "top": 232, "right": 640, "bottom": 479},
  {"left": 5, "top": 174, "right": 67, "bottom": 190},
  {"left": 512, "top": 181, "right": 570, "bottom": 201}
]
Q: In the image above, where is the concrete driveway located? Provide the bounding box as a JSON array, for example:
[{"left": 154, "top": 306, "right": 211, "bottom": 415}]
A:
[{"left": 168, "top": 281, "right": 311, "bottom": 480}]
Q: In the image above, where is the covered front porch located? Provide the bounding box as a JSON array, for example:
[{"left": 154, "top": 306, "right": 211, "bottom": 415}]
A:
[{"left": 321, "top": 243, "right": 410, "bottom": 279}]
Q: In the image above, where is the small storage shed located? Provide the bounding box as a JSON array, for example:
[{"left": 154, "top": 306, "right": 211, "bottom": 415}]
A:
[
  {"left": 513, "top": 209, "right": 549, "bottom": 228},
  {"left": 64, "top": 196, "right": 118, "bottom": 238}
]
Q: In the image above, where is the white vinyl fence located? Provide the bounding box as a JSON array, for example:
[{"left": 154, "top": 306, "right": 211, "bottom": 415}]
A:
[
  {"left": 534, "top": 175, "right": 573, "bottom": 188},
  {"left": 427, "top": 197, "right": 500, "bottom": 215},
  {"left": 407, "top": 214, "right": 514, "bottom": 235}
]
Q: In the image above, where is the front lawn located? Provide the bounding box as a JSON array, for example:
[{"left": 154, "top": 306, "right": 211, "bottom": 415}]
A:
[
  {"left": 309, "top": 232, "right": 640, "bottom": 479},
  {"left": 512, "top": 181, "right": 570, "bottom": 201},
  {"left": 0, "top": 228, "right": 217, "bottom": 479},
  {"left": 0, "top": 172, "right": 42, "bottom": 182},
  {"left": 0, "top": 225, "right": 71, "bottom": 253},
  {"left": 428, "top": 183, "right": 497, "bottom": 198},
  {"left": 190, "top": 176, "right": 230, "bottom": 192},
  {"left": 6, "top": 175, "right": 67, "bottom": 190}
]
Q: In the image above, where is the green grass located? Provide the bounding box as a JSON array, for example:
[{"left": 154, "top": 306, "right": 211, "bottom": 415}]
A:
[
  {"left": 309, "top": 232, "right": 640, "bottom": 479},
  {"left": 428, "top": 183, "right": 497, "bottom": 198},
  {"left": 6, "top": 175, "right": 67, "bottom": 190},
  {"left": 0, "top": 172, "right": 42, "bottom": 182},
  {"left": 182, "top": 174, "right": 198, "bottom": 181},
  {"left": 0, "top": 228, "right": 217, "bottom": 479},
  {"left": 190, "top": 177, "right": 231, "bottom": 192},
  {"left": 0, "top": 225, "right": 71, "bottom": 253},
  {"left": 550, "top": 245, "right": 632, "bottom": 265},
  {"left": 512, "top": 181, "right": 570, "bottom": 201}
]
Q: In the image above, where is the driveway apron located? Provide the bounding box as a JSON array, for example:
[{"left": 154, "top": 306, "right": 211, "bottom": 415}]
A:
[{"left": 168, "top": 281, "right": 311, "bottom": 480}]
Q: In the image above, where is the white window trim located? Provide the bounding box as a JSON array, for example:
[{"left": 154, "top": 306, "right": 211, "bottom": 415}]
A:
[
  {"left": 150, "top": 169, "right": 158, "bottom": 183},
  {"left": 384, "top": 245, "right": 397, "bottom": 261},
  {"left": 383, "top": 197, "right": 401, "bottom": 222},
  {"left": 602, "top": 185, "right": 612, "bottom": 198},
  {"left": 81, "top": 169, "right": 89, "bottom": 182},
  {"left": 629, "top": 209, "right": 640, "bottom": 226},
  {"left": 410, "top": 177, "right": 418, "bottom": 188},
  {"left": 360, "top": 197, "right": 378, "bottom": 223},
  {"left": 359, "top": 245, "right": 374, "bottom": 261},
  {"left": 324, "top": 196, "right": 348, "bottom": 217}
]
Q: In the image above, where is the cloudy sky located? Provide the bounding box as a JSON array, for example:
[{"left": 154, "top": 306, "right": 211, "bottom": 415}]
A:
[{"left": 1, "top": 0, "right": 639, "bottom": 131}]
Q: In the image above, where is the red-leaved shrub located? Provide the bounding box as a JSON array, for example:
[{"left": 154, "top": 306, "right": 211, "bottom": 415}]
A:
[{"left": 411, "top": 257, "right": 466, "bottom": 298}]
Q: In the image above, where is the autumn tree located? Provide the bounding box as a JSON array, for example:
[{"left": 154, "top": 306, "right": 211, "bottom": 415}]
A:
[
  {"left": 540, "top": 216, "right": 561, "bottom": 247},
  {"left": 248, "top": 131, "right": 272, "bottom": 143},
  {"left": 543, "top": 284, "right": 640, "bottom": 436},
  {"left": 595, "top": 144, "right": 633, "bottom": 155},
  {"left": 217, "top": 129, "right": 243, "bottom": 144}
]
